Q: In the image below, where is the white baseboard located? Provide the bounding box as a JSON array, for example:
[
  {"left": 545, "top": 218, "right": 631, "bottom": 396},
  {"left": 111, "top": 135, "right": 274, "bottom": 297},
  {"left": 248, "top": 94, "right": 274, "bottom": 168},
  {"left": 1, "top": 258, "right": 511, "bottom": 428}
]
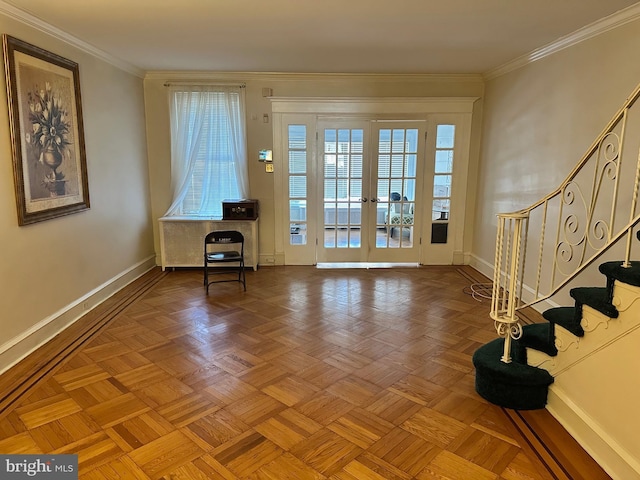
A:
[
  {"left": 0, "top": 255, "right": 157, "bottom": 375},
  {"left": 274, "top": 252, "right": 286, "bottom": 266},
  {"left": 258, "top": 253, "right": 277, "bottom": 266},
  {"left": 547, "top": 385, "right": 640, "bottom": 480},
  {"left": 469, "top": 253, "right": 494, "bottom": 279},
  {"left": 452, "top": 250, "right": 470, "bottom": 265},
  {"left": 468, "top": 253, "right": 560, "bottom": 313}
]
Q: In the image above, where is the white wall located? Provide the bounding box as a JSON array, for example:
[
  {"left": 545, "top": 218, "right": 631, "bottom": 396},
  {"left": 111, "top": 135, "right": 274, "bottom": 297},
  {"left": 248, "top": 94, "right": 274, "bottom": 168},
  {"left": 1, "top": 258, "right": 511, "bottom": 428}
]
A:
[
  {"left": 474, "top": 19, "right": 640, "bottom": 274},
  {"left": 143, "top": 73, "right": 485, "bottom": 266},
  {"left": 0, "top": 15, "right": 155, "bottom": 371},
  {"left": 551, "top": 325, "right": 640, "bottom": 479}
]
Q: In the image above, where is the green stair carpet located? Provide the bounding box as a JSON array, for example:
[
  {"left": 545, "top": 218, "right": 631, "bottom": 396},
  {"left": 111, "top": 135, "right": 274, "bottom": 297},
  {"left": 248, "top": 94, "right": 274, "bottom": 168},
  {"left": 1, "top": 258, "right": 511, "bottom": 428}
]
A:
[
  {"left": 473, "top": 338, "right": 554, "bottom": 410},
  {"left": 473, "top": 260, "right": 640, "bottom": 410}
]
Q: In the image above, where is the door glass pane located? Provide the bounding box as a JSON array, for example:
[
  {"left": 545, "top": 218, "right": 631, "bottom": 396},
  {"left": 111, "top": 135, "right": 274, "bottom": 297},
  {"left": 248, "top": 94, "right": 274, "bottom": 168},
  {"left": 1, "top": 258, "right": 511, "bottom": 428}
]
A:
[
  {"left": 290, "top": 200, "right": 306, "bottom": 221},
  {"left": 432, "top": 124, "right": 455, "bottom": 244},
  {"left": 289, "top": 151, "right": 306, "bottom": 174},
  {"left": 323, "top": 128, "right": 363, "bottom": 250},
  {"left": 289, "top": 177, "right": 306, "bottom": 198},
  {"left": 337, "top": 178, "right": 348, "bottom": 201},
  {"left": 405, "top": 129, "right": 418, "bottom": 152},
  {"left": 379, "top": 129, "right": 391, "bottom": 153},
  {"left": 349, "top": 204, "right": 361, "bottom": 224},
  {"left": 288, "top": 125, "right": 306, "bottom": 149},
  {"left": 433, "top": 175, "right": 451, "bottom": 197},
  {"left": 288, "top": 124, "right": 307, "bottom": 245},
  {"left": 435, "top": 150, "right": 453, "bottom": 173},
  {"left": 351, "top": 129, "right": 363, "bottom": 152},
  {"left": 350, "top": 179, "right": 362, "bottom": 201},
  {"left": 324, "top": 180, "right": 336, "bottom": 199},
  {"left": 324, "top": 154, "right": 337, "bottom": 177},
  {"left": 351, "top": 155, "right": 363, "bottom": 177},
  {"left": 324, "top": 227, "right": 336, "bottom": 247},
  {"left": 405, "top": 154, "right": 417, "bottom": 176},
  {"left": 433, "top": 199, "right": 450, "bottom": 220},
  {"left": 338, "top": 155, "right": 349, "bottom": 178},
  {"left": 391, "top": 155, "right": 404, "bottom": 177},
  {"left": 338, "top": 129, "right": 351, "bottom": 148},
  {"left": 325, "top": 129, "right": 337, "bottom": 149},
  {"left": 289, "top": 200, "right": 307, "bottom": 245},
  {"left": 404, "top": 179, "right": 416, "bottom": 200},
  {"left": 376, "top": 128, "right": 418, "bottom": 249},
  {"left": 378, "top": 155, "right": 391, "bottom": 177},
  {"left": 377, "top": 179, "right": 389, "bottom": 200},
  {"left": 392, "top": 129, "right": 405, "bottom": 152},
  {"left": 436, "top": 125, "right": 455, "bottom": 148},
  {"left": 290, "top": 223, "right": 306, "bottom": 244},
  {"left": 390, "top": 179, "right": 403, "bottom": 195}
]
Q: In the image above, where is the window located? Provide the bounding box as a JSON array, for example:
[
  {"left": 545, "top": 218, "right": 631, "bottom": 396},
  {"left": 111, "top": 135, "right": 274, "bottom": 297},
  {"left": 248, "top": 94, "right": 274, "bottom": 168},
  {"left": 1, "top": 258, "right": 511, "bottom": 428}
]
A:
[
  {"left": 164, "top": 85, "right": 248, "bottom": 218},
  {"left": 430, "top": 124, "right": 454, "bottom": 245},
  {"left": 433, "top": 124, "right": 454, "bottom": 221},
  {"left": 288, "top": 124, "right": 308, "bottom": 245}
]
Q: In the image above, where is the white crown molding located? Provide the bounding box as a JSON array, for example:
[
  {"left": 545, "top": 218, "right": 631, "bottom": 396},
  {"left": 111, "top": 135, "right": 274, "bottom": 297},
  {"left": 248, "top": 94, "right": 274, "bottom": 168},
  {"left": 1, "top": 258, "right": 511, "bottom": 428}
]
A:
[
  {"left": 484, "top": 3, "right": 640, "bottom": 81},
  {"left": 145, "top": 71, "right": 485, "bottom": 84},
  {"left": 0, "top": 0, "right": 144, "bottom": 77}
]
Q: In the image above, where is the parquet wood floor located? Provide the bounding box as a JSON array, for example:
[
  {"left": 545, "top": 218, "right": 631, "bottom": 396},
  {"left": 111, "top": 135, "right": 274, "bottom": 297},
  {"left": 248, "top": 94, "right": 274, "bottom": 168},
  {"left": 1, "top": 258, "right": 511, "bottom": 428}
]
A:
[{"left": 0, "top": 266, "right": 587, "bottom": 479}]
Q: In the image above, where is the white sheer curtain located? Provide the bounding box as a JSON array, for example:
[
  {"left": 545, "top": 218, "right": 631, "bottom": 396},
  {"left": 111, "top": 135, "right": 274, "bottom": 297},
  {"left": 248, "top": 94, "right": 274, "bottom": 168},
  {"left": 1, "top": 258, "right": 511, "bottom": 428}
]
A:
[{"left": 164, "top": 85, "right": 249, "bottom": 217}]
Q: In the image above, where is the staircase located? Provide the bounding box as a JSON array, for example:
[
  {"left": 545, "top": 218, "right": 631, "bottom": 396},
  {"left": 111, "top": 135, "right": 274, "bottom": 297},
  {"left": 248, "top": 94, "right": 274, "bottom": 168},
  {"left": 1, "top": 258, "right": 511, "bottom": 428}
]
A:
[
  {"left": 473, "top": 248, "right": 640, "bottom": 410},
  {"left": 473, "top": 81, "right": 640, "bottom": 412}
]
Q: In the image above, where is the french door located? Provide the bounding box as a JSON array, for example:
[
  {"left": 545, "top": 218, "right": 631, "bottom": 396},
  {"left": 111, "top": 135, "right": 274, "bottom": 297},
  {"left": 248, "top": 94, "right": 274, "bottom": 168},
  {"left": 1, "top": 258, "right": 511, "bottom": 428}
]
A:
[
  {"left": 316, "top": 119, "right": 426, "bottom": 263},
  {"left": 273, "top": 98, "right": 475, "bottom": 267}
]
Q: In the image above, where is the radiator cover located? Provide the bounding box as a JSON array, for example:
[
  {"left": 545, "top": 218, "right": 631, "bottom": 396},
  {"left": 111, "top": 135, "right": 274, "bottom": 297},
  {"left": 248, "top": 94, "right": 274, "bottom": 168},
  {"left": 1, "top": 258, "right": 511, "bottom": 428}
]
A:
[{"left": 159, "top": 216, "right": 259, "bottom": 270}]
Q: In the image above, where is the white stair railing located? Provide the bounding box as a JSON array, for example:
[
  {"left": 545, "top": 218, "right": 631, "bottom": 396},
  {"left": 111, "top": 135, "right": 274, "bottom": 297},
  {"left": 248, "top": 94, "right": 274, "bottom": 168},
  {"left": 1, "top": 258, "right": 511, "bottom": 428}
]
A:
[{"left": 491, "top": 83, "right": 640, "bottom": 364}]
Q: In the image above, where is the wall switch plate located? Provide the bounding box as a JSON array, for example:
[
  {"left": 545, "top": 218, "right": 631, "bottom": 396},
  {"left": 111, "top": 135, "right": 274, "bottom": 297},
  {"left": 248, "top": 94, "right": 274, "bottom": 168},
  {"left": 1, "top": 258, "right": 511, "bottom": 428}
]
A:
[{"left": 265, "top": 163, "right": 274, "bottom": 172}]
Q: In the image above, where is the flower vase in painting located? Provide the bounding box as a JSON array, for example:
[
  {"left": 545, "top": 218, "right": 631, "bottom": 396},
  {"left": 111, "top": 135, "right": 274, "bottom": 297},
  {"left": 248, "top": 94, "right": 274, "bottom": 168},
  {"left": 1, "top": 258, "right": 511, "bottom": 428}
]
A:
[{"left": 26, "top": 81, "right": 72, "bottom": 198}]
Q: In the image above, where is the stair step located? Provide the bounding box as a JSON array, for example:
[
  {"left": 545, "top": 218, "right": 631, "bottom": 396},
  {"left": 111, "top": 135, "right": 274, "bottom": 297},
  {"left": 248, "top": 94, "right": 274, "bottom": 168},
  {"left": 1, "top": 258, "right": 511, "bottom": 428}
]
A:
[
  {"left": 542, "top": 306, "right": 584, "bottom": 337},
  {"left": 599, "top": 261, "right": 640, "bottom": 287},
  {"left": 473, "top": 338, "right": 554, "bottom": 410},
  {"left": 512, "top": 336, "right": 528, "bottom": 364},
  {"left": 570, "top": 287, "right": 619, "bottom": 318},
  {"left": 517, "top": 323, "right": 558, "bottom": 356}
]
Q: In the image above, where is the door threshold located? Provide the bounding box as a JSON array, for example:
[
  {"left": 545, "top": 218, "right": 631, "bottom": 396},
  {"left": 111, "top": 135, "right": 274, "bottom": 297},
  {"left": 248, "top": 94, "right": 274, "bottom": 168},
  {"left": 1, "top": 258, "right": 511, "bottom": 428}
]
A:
[{"left": 316, "top": 262, "right": 419, "bottom": 269}]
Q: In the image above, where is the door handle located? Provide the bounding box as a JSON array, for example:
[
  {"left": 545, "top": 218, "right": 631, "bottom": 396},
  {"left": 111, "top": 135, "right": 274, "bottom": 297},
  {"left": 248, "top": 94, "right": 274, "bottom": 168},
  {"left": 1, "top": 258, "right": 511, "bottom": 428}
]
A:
[
  {"left": 360, "top": 197, "right": 368, "bottom": 203},
  {"left": 370, "top": 198, "right": 379, "bottom": 203}
]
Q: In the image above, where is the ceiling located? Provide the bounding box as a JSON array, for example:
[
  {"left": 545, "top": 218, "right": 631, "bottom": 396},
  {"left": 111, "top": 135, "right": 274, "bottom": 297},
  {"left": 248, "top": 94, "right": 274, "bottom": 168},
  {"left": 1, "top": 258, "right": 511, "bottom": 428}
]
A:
[{"left": 3, "top": 0, "right": 640, "bottom": 75}]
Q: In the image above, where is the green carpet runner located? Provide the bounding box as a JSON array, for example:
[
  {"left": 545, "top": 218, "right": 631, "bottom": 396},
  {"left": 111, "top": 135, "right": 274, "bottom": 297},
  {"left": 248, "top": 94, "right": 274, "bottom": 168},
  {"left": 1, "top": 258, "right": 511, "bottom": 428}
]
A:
[{"left": 473, "top": 260, "right": 640, "bottom": 410}]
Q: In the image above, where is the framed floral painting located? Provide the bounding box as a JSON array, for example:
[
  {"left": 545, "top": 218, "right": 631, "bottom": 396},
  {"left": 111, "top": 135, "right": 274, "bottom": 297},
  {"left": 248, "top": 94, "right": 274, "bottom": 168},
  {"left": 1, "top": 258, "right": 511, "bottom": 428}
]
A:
[{"left": 3, "top": 35, "right": 89, "bottom": 225}]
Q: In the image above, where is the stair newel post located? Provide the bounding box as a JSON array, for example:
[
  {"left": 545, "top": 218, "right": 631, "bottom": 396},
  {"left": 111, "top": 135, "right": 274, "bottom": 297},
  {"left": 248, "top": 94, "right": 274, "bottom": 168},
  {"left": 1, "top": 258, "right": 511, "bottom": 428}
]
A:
[
  {"left": 623, "top": 146, "right": 640, "bottom": 267},
  {"left": 504, "top": 214, "right": 525, "bottom": 363},
  {"left": 491, "top": 213, "right": 527, "bottom": 364}
]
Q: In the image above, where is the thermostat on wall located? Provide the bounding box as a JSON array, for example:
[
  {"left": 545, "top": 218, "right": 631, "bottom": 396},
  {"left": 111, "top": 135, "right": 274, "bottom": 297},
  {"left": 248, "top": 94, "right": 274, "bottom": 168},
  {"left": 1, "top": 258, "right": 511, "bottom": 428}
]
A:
[{"left": 259, "top": 149, "right": 272, "bottom": 162}]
